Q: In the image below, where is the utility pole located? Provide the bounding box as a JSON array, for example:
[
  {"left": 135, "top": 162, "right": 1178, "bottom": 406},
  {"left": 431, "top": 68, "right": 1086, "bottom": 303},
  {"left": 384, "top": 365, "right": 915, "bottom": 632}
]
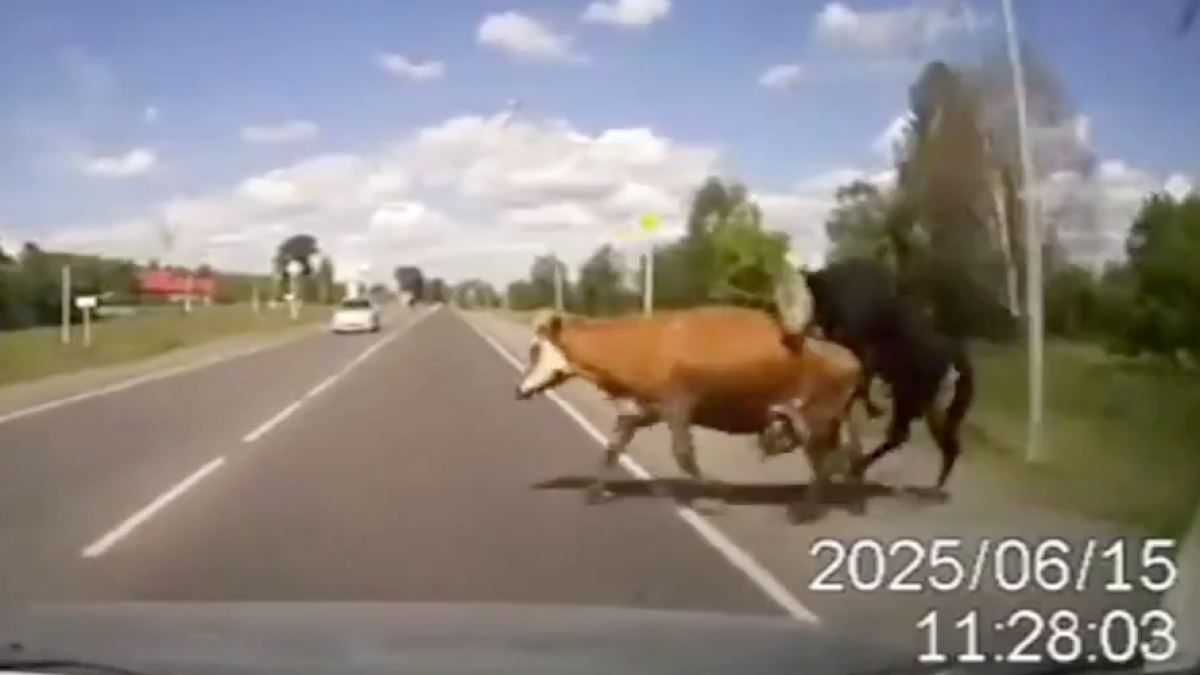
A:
[
  {"left": 642, "top": 248, "right": 655, "bottom": 315},
  {"left": 60, "top": 265, "right": 72, "bottom": 345},
  {"left": 553, "top": 262, "right": 564, "bottom": 312},
  {"left": 1001, "top": 0, "right": 1044, "bottom": 464}
]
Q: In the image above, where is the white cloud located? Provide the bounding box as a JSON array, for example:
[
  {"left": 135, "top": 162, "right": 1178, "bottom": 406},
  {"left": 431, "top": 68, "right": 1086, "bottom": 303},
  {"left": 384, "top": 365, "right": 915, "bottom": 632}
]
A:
[
  {"left": 239, "top": 120, "right": 320, "bottom": 145},
  {"left": 30, "top": 104, "right": 1194, "bottom": 286},
  {"left": 758, "top": 64, "right": 803, "bottom": 90},
  {"left": 812, "top": 1, "right": 983, "bottom": 55},
  {"left": 80, "top": 148, "right": 157, "bottom": 178},
  {"left": 581, "top": 0, "right": 671, "bottom": 29},
  {"left": 477, "top": 12, "right": 585, "bottom": 63},
  {"left": 143, "top": 106, "right": 160, "bottom": 124},
  {"left": 376, "top": 54, "right": 445, "bottom": 82},
  {"left": 41, "top": 112, "right": 717, "bottom": 285}
]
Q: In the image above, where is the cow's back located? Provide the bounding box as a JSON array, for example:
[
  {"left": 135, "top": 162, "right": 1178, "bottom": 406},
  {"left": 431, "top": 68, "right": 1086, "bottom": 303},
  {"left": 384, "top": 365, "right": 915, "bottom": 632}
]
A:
[{"left": 653, "top": 307, "right": 816, "bottom": 401}]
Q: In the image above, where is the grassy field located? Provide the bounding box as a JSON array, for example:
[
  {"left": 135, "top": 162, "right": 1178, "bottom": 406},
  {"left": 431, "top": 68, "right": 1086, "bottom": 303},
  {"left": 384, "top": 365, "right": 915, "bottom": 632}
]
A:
[
  {"left": 964, "top": 341, "right": 1200, "bottom": 537},
  {"left": 0, "top": 303, "right": 332, "bottom": 388},
  {"left": 488, "top": 307, "right": 1198, "bottom": 536}
]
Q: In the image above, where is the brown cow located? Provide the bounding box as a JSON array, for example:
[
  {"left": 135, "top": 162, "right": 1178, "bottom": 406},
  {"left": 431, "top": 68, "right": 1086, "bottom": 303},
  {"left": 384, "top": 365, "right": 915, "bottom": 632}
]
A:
[{"left": 512, "top": 306, "right": 865, "bottom": 519}]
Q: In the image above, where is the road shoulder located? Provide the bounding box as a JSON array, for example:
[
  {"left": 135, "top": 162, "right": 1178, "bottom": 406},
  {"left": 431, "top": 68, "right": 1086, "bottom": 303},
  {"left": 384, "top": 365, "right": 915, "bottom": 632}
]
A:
[{"left": 0, "top": 324, "right": 323, "bottom": 421}]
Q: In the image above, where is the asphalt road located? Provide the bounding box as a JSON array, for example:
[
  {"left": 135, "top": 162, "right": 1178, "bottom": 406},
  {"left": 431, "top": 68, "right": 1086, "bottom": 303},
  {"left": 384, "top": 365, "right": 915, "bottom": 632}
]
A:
[
  {"left": 0, "top": 307, "right": 775, "bottom": 615},
  {"left": 0, "top": 305, "right": 1188, "bottom": 662}
]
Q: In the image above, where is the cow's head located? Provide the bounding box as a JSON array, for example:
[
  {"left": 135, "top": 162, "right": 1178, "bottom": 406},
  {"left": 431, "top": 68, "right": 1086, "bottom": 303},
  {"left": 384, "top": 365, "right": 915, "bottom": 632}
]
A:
[{"left": 514, "top": 310, "right": 576, "bottom": 400}]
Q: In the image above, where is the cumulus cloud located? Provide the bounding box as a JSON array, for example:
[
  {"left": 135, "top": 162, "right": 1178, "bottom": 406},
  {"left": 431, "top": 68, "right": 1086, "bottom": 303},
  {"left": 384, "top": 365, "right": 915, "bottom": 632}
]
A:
[
  {"left": 581, "top": 0, "right": 671, "bottom": 29},
  {"left": 812, "top": 0, "right": 983, "bottom": 55},
  {"left": 758, "top": 64, "right": 803, "bottom": 90},
  {"left": 376, "top": 54, "right": 445, "bottom": 82},
  {"left": 34, "top": 106, "right": 1193, "bottom": 285},
  {"left": 239, "top": 120, "right": 320, "bottom": 145},
  {"left": 41, "top": 112, "right": 717, "bottom": 284},
  {"left": 80, "top": 148, "right": 157, "bottom": 178},
  {"left": 477, "top": 12, "right": 586, "bottom": 63}
]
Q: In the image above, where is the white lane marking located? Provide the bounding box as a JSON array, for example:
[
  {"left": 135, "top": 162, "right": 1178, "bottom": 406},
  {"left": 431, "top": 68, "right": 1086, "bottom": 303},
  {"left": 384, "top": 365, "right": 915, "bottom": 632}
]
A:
[
  {"left": 81, "top": 456, "right": 227, "bottom": 558},
  {"left": 458, "top": 312, "right": 821, "bottom": 625},
  {"left": 241, "top": 307, "right": 436, "bottom": 444},
  {"left": 0, "top": 324, "right": 324, "bottom": 429}
]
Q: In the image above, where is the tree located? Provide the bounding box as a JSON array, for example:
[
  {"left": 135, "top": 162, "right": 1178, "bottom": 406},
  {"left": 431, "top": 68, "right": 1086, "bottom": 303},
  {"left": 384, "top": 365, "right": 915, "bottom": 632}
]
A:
[
  {"left": 1117, "top": 192, "right": 1200, "bottom": 361},
  {"left": 575, "top": 244, "right": 632, "bottom": 316},
  {"left": 825, "top": 180, "right": 899, "bottom": 266},
  {"left": 274, "top": 234, "right": 319, "bottom": 277},
  {"left": 528, "top": 254, "right": 569, "bottom": 309},
  {"left": 394, "top": 266, "right": 425, "bottom": 305},
  {"left": 315, "top": 256, "right": 336, "bottom": 303},
  {"left": 425, "top": 277, "right": 450, "bottom": 303}
]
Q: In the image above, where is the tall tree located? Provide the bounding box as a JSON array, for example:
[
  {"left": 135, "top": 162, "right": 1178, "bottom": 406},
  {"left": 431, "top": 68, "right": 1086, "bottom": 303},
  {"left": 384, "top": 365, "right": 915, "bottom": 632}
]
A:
[
  {"left": 394, "top": 266, "right": 425, "bottom": 305},
  {"left": 274, "top": 234, "right": 320, "bottom": 277},
  {"left": 575, "top": 244, "right": 629, "bottom": 316}
]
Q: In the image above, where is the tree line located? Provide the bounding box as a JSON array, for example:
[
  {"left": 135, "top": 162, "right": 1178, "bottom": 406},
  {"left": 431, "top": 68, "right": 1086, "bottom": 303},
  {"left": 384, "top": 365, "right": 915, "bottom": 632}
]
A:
[
  {"left": 0, "top": 233, "right": 352, "bottom": 332},
  {"left": 477, "top": 54, "right": 1200, "bottom": 367}
]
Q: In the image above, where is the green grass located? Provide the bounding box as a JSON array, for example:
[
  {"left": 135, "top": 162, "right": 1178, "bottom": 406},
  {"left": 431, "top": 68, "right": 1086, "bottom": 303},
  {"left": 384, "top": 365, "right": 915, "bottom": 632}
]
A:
[
  {"left": 961, "top": 340, "right": 1200, "bottom": 537},
  {"left": 0, "top": 303, "right": 332, "bottom": 388}
]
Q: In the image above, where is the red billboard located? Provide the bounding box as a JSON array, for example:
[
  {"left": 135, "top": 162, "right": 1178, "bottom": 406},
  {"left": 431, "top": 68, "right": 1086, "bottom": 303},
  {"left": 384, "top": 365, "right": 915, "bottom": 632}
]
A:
[{"left": 137, "top": 270, "right": 216, "bottom": 297}]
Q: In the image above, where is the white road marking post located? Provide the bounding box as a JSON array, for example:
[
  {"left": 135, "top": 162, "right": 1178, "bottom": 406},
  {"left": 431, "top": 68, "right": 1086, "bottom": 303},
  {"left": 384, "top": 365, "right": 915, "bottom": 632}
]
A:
[
  {"left": 81, "top": 456, "right": 227, "bottom": 558},
  {"left": 458, "top": 312, "right": 820, "bottom": 624}
]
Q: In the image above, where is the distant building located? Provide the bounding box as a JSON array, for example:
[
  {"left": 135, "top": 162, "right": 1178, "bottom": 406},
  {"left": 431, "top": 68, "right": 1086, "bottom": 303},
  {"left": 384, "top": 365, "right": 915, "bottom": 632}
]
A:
[{"left": 137, "top": 269, "right": 215, "bottom": 302}]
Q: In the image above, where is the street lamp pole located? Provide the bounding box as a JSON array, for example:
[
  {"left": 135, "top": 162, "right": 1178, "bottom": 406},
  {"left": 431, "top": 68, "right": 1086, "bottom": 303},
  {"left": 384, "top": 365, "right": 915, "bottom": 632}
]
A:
[{"left": 1001, "top": 0, "right": 1045, "bottom": 464}]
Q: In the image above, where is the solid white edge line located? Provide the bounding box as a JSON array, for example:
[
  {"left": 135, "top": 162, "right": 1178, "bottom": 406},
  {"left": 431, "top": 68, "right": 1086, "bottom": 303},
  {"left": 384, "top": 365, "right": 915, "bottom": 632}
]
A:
[
  {"left": 455, "top": 310, "right": 821, "bottom": 625},
  {"left": 240, "top": 306, "right": 436, "bottom": 444},
  {"left": 81, "top": 456, "right": 227, "bottom": 559},
  {"left": 0, "top": 324, "right": 323, "bottom": 429}
]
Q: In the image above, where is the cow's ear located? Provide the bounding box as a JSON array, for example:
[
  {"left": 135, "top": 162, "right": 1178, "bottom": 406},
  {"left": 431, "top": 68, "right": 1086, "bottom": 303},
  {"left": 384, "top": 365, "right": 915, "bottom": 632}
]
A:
[{"left": 531, "top": 309, "right": 564, "bottom": 340}]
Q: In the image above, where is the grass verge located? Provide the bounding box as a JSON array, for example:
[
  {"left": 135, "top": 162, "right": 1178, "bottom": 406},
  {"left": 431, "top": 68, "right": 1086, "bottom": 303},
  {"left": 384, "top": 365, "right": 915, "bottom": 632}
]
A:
[
  {"left": 962, "top": 341, "right": 1199, "bottom": 537},
  {"left": 0, "top": 304, "right": 332, "bottom": 388}
]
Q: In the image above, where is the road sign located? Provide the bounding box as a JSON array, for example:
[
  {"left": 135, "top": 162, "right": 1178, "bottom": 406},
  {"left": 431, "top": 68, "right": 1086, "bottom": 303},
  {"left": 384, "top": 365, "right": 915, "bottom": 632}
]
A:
[
  {"left": 74, "top": 296, "right": 98, "bottom": 309},
  {"left": 638, "top": 212, "right": 660, "bottom": 233}
]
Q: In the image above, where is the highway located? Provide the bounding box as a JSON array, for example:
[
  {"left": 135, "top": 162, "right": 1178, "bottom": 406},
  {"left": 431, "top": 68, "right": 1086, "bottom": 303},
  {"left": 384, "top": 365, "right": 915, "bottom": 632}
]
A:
[{"left": 0, "top": 306, "right": 1175, "bottom": 659}]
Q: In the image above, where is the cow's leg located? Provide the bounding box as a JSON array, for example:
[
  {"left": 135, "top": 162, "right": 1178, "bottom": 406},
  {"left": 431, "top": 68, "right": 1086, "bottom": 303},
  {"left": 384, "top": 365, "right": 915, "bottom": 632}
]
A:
[
  {"left": 855, "top": 355, "right": 886, "bottom": 420},
  {"left": 848, "top": 395, "right": 917, "bottom": 482},
  {"left": 663, "top": 395, "right": 722, "bottom": 496},
  {"left": 923, "top": 410, "right": 961, "bottom": 493},
  {"left": 839, "top": 338, "right": 885, "bottom": 420},
  {"left": 767, "top": 397, "right": 811, "bottom": 449},
  {"left": 587, "top": 407, "right": 657, "bottom": 504}
]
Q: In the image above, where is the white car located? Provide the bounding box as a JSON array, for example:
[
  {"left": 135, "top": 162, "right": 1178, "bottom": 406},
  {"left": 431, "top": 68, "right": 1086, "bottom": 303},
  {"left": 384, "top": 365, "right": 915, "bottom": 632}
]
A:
[{"left": 330, "top": 297, "right": 382, "bottom": 334}]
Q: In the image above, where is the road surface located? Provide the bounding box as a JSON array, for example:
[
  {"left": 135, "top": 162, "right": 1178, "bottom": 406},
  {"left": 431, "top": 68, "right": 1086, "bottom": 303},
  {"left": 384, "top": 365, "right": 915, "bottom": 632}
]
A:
[{"left": 0, "top": 306, "right": 1181, "bottom": 660}]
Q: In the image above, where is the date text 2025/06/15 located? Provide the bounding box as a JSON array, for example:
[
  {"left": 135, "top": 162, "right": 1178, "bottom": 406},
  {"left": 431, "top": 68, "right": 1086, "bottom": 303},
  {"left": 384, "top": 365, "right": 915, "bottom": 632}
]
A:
[{"left": 807, "top": 536, "right": 1180, "bottom": 666}]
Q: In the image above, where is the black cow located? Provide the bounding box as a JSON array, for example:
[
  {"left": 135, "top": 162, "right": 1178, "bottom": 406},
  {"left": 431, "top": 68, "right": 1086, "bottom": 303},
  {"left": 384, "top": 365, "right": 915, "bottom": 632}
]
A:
[{"left": 780, "top": 258, "right": 976, "bottom": 493}]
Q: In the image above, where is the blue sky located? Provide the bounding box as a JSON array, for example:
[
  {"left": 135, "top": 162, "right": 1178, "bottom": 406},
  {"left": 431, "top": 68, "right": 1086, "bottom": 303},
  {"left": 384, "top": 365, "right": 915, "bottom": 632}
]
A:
[{"left": 0, "top": 0, "right": 1195, "bottom": 280}]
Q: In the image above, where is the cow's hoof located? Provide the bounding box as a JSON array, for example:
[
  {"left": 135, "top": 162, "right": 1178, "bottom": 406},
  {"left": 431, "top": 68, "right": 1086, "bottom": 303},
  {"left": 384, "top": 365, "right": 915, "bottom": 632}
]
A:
[
  {"left": 585, "top": 484, "right": 615, "bottom": 505},
  {"left": 903, "top": 486, "right": 949, "bottom": 503},
  {"left": 786, "top": 501, "right": 821, "bottom": 525}
]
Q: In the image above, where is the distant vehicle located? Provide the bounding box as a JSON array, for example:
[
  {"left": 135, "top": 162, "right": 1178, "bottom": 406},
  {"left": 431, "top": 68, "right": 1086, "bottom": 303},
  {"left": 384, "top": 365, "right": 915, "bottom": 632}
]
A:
[{"left": 330, "top": 297, "right": 381, "bottom": 334}]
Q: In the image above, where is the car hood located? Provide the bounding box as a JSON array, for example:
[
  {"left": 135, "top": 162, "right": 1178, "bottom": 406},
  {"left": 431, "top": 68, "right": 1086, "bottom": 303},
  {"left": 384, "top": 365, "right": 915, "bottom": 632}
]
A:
[{"left": 0, "top": 602, "right": 909, "bottom": 675}]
